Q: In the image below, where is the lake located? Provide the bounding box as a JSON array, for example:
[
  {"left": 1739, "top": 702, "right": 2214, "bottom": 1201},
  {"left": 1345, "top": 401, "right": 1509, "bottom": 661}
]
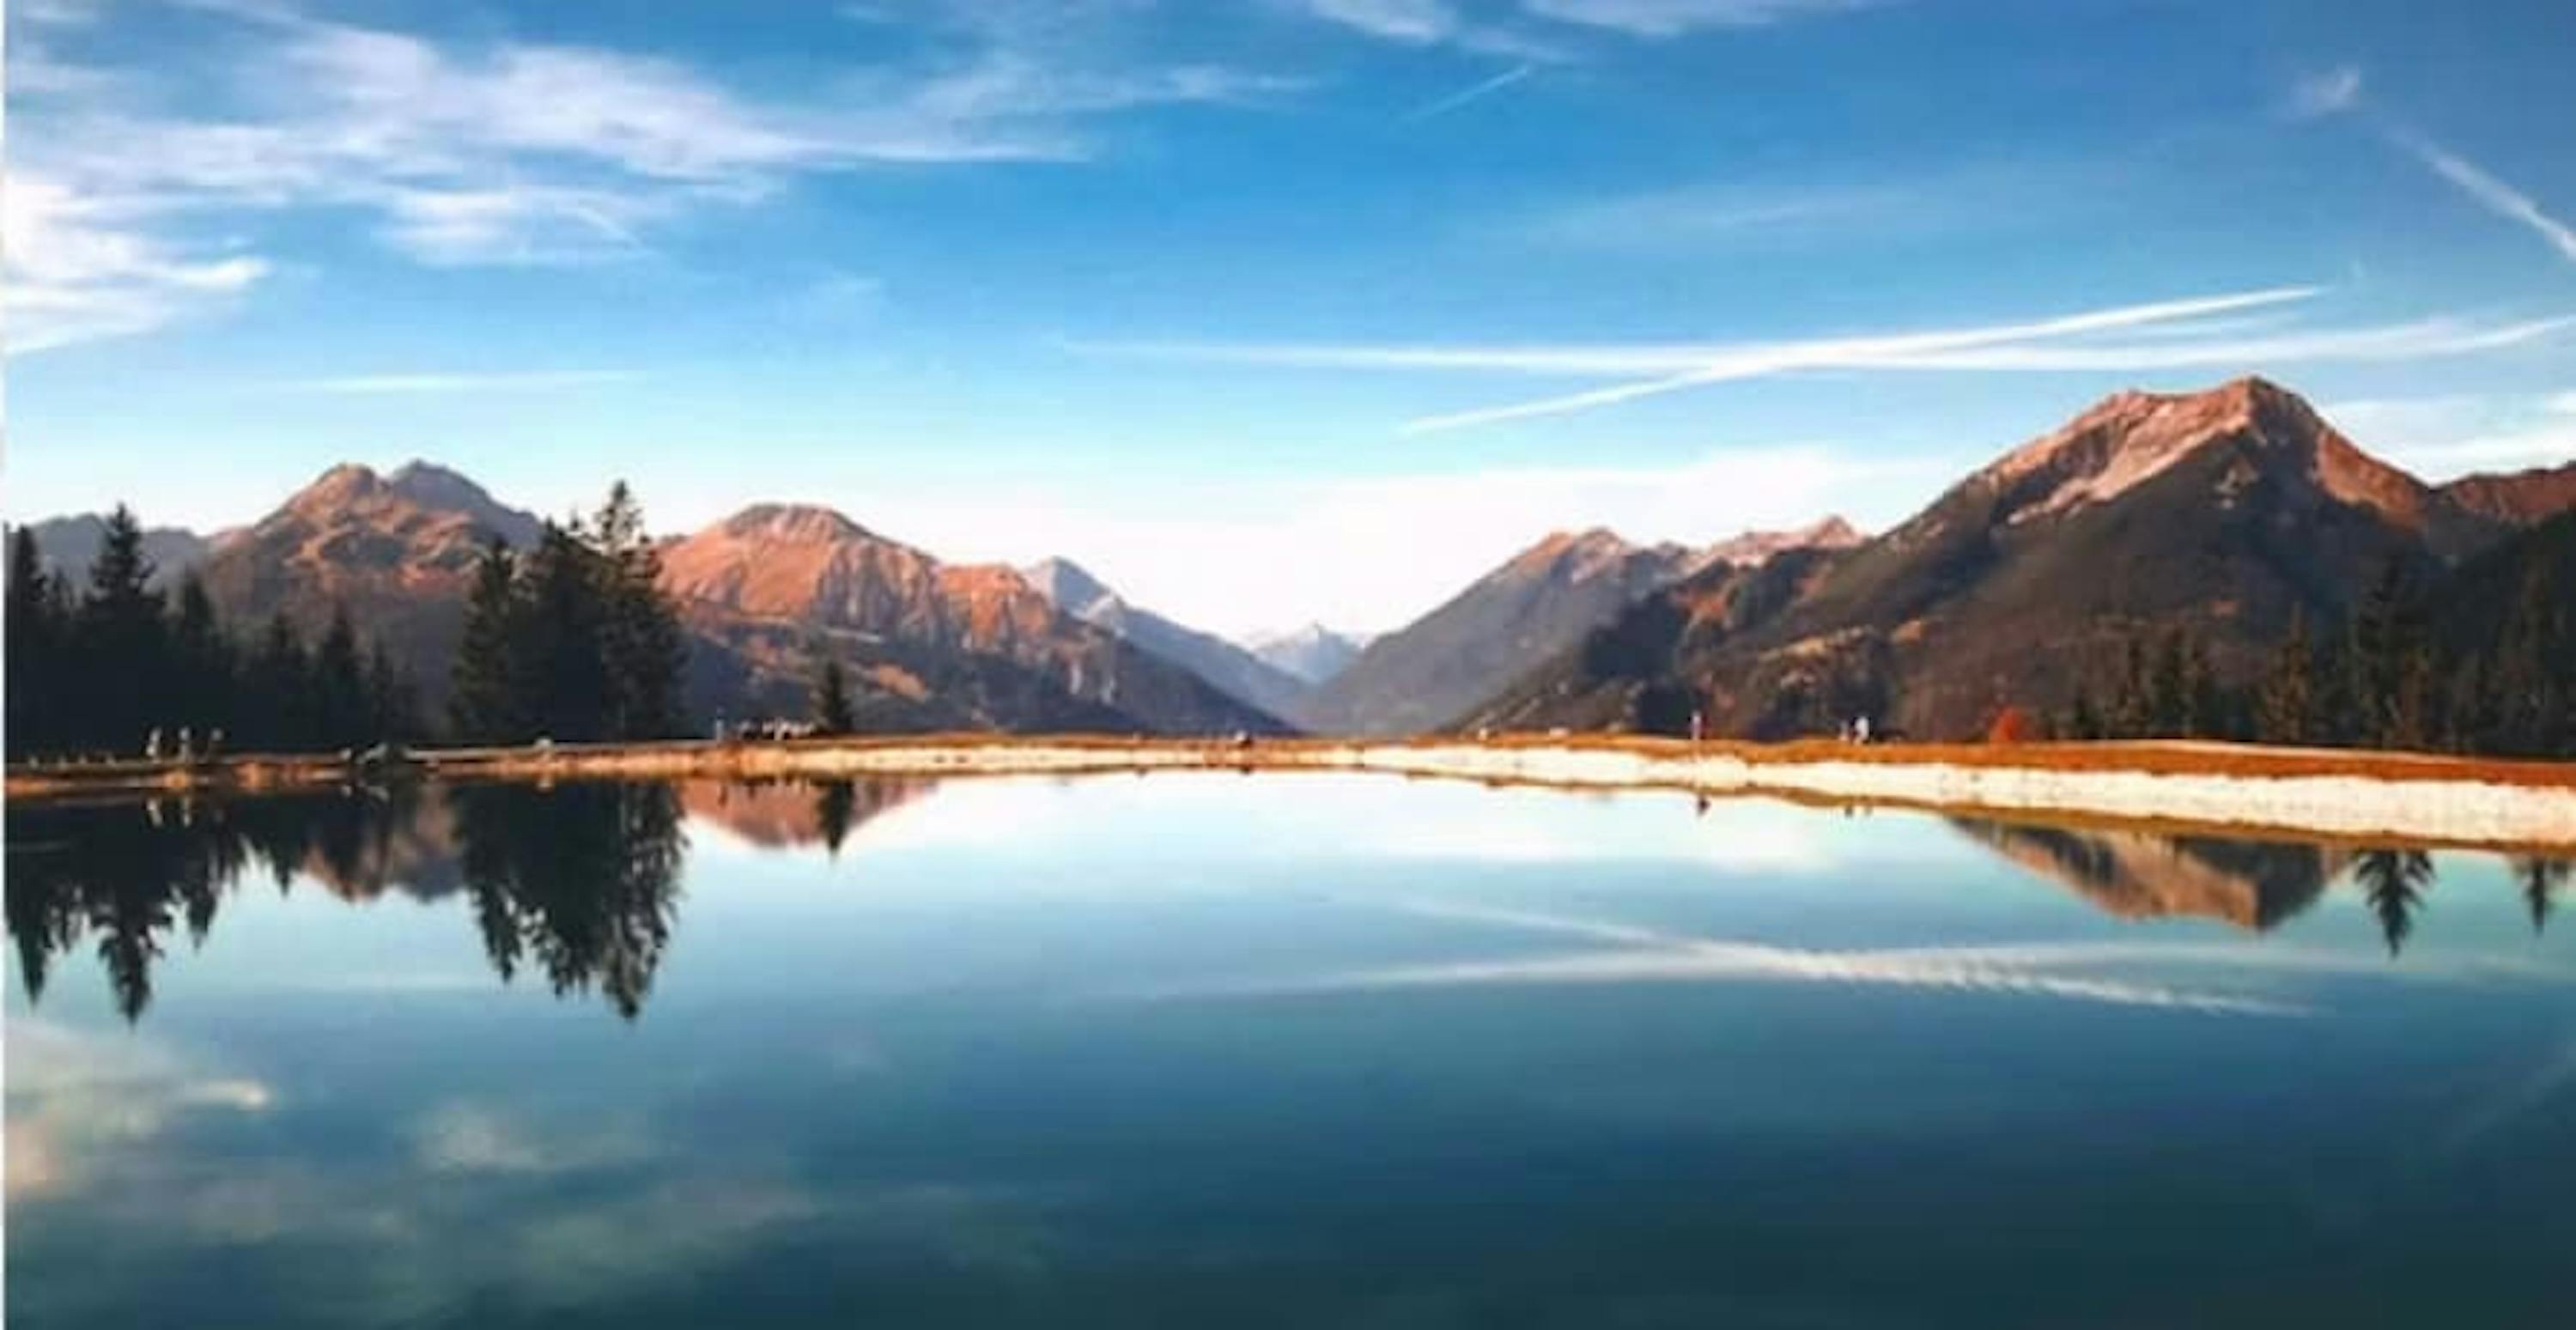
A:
[{"left": 8, "top": 774, "right": 2574, "bottom": 1328}]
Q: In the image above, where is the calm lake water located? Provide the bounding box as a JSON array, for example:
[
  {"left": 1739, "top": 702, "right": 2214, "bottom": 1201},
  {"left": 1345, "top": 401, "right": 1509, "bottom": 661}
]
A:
[{"left": 8, "top": 774, "right": 2575, "bottom": 1328}]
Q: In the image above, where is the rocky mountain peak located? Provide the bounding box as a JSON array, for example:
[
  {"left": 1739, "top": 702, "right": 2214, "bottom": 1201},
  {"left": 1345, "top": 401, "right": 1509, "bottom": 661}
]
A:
[
  {"left": 1978, "top": 377, "right": 2427, "bottom": 529},
  {"left": 1696, "top": 514, "right": 1867, "bottom": 570},
  {"left": 717, "top": 503, "right": 874, "bottom": 545},
  {"left": 1020, "top": 556, "right": 1121, "bottom": 618}
]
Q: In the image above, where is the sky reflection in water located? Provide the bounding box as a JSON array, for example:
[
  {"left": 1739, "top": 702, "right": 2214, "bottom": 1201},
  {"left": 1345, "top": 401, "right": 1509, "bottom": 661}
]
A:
[{"left": 8, "top": 774, "right": 2575, "bottom": 1328}]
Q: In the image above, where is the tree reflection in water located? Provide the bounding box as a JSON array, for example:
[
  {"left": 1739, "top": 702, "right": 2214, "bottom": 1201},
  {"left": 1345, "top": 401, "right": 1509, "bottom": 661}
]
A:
[
  {"left": 8, "top": 786, "right": 2567, "bottom": 1021},
  {"left": 7, "top": 782, "right": 685, "bottom": 1023},
  {"left": 2353, "top": 848, "right": 2438, "bottom": 957},
  {"left": 2515, "top": 857, "right": 2570, "bottom": 936},
  {"left": 1949, "top": 818, "right": 2576, "bottom": 957},
  {"left": 453, "top": 782, "right": 686, "bottom": 1020}
]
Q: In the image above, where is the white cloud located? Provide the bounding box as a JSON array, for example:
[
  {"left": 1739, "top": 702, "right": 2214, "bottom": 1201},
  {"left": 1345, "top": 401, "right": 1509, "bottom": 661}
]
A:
[
  {"left": 1135, "top": 896, "right": 2301, "bottom": 1014},
  {"left": 1506, "top": 182, "right": 1895, "bottom": 250},
  {"left": 1406, "top": 62, "right": 1536, "bottom": 120},
  {"left": 1523, "top": 0, "right": 1878, "bottom": 37},
  {"left": 2324, "top": 390, "right": 2576, "bottom": 479},
  {"left": 1395, "top": 288, "right": 2352, "bottom": 432},
  {"left": 2386, "top": 127, "right": 2576, "bottom": 265},
  {"left": 1302, "top": 0, "right": 1461, "bottom": 43},
  {"left": 5, "top": 1018, "right": 277, "bottom": 1201},
  {"left": 1079, "top": 288, "right": 2576, "bottom": 435},
  {"left": 266, "top": 370, "right": 641, "bottom": 395},
  {"left": 9, "top": 0, "right": 1299, "bottom": 343},
  {"left": 4, "top": 173, "right": 273, "bottom": 350},
  {"left": 2288, "top": 64, "right": 2364, "bottom": 119},
  {"left": 2288, "top": 68, "right": 2576, "bottom": 268}
]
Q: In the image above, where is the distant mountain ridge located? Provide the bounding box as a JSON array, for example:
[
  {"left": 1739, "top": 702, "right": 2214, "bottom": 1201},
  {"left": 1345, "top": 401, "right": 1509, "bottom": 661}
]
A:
[
  {"left": 1300, "top": 516, "right": 1868, "bottom": 736},
  {"left": 660, "top": 505, "right": 1285, "bottom": 735},
  {"left": 1019, "top": 556, "right": 1313, "bottom": 720},
  {"left": 1244, "top": 623, "right": 1370, "bottom": 685},
  {"left": 1464, "top": 378, "right": 2576, "bottom": 740},
  {"left": 23, "top": 513, "right": 216, "bottom": 588}
]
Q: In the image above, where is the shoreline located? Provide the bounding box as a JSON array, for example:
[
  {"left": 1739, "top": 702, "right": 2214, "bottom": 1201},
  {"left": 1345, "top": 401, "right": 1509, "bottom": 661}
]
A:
[{"left": 10, "top": 734, "right": 2576, "bottom": 853}]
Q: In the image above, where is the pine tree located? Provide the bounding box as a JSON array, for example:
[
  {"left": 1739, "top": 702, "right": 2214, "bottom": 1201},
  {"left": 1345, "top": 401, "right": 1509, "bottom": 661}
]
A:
[
  {"left": 2066, "top": 684, "right": 2103, "bottom": 741},
  {"left": 2255, "top": 609, "right": 2318, "bottom": 745},
  {"left": 592, "top": 483, "right": 685, "bottom": 740},
  {"left": 451, "top": 539, "right": 524, "bottom": 742},
  {"left": 167, "top": 574, "right": 234, "bottom": 738},
  {"left": 2108, "top": 635, "right": 2154, "bottom": 739},
  {"left": 6, "top": 527, "right": 59, "bottom": 758},
  {"left": 2149, "top": 629, "right": 2190, "bottom": 738},
  {"left": 246, "top": 612, "right": 313, "bottom": 750},
  {"left": 312, "top": 604, "right": 368, "bottom": 748},
  {"left": 814, "top": 658, "right": 855, "bottom": 735},
  {"left": 2184, "top": 632, "right": 2228, "bottom": 739},
  {"left": 2344, "top": 561, "right": 2410, "bottom": 748},
  {"left": 519, "top": 523, "right": 612, "bottom": 742},
  {"left": 366, "top": 641, "right": 418, "bottom": 743},
  {"left": 2488, "top": 560, "right": 2567, "bottom": 757},
  {"left": 78, "top": 505, "right": 170, "bottom": 753},
  {"left": 2389, "top": 637, "right": 2436, "bottom": 751}
]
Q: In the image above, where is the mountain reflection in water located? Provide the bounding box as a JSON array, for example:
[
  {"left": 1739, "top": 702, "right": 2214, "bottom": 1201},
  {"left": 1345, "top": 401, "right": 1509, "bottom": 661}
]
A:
[
  {"left": 1951, "top": 817, "right": 2571, "bottom": 957},
  {"left": 6, "top": 780, "right": 2567, "bottom": 1023}
]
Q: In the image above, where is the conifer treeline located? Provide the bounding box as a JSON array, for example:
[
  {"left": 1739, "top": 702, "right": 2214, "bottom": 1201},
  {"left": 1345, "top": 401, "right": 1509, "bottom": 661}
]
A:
[
  {"left": 2061, "top": 555, "right": 2573, "bottom": 757},
  {"left": 447, "top": 483, "right": 689, "bottom": 744},
  {"left": 5, "top": 511, "right": 420, "bottom": 760}
]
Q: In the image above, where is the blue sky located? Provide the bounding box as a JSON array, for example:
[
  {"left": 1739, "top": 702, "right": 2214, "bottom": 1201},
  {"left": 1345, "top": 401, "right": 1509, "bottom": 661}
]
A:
[{"left": 9, "top": 0, "right": 2574, "bottom": 634}]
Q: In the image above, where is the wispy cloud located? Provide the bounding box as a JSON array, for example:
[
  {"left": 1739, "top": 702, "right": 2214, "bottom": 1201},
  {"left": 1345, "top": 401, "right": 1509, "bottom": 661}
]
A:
[
  {"left": 1076, "top": 288, "right": 2321, "bottom": 376},
  {"left": 2386, "top": 128, "right": 2576, "bottom": 265},
  {"left": 2288, "top": 64, "right": 2364, "bottom": 119},
  {"left": 3, "top": 173, "right": 271, "bottom": 351},
  {"left": 1294, "top": 0, "right": 1583, "bottom": 61},
  {"left": 2285, "top": 67, "right": 2576, "bottom": 266},
  {"left": 9, "top": 0, "right": 1300, "bottom": 346},
  {"left": 1505, "top": 182, "right": 1896, "bottom": 251},
  {"left": 1126, "top": 896, "right": 2303, "bottom": 1015},
  {"left": 1405, "top": 62, "right": 1536, "bottom": 120},
  {"left": 1302, "top": 0, "right": 1461, "bottom": 43},
  {"left": 1522, "top": 0, "right": 1880, "bottom": 38},
  {"left": 2325, "top": 389, "right": 2576, "bottom": 478},
  {"left": 265, "top": 370, "right": 641, "bottom": 396},
  {"left": 1077, "top": 288, "right": 2576, "bottom": 434}
]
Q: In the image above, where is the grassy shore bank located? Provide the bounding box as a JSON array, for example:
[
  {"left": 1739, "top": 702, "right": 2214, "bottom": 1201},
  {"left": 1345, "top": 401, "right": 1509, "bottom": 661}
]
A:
[{"left": 10, "top": 733, "right": 2576, "bottom": 852}]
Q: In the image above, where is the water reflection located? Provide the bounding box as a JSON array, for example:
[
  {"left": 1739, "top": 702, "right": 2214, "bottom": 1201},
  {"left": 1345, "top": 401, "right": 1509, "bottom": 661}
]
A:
[
  {"left": 676, "top": 778, "right": 930, "bottom": 854},
  {"left": 1955, "top": 817, "right": 2572, "bottom": 958},
  {"left": 453, "top": 783, "right": 686, "bottom": 1019},
  {"left": 8, "top": 780, "right": 2570, "bottom": 1023},
  {"left": 9, "top": 777, "right": 2576, "bottom": 1328},
  {"left": 2520, "top": 857, "right": 2571, "bottom": 934},
  {"left": 1952, "top": 819, "right": 2342, "bottom": 931}
]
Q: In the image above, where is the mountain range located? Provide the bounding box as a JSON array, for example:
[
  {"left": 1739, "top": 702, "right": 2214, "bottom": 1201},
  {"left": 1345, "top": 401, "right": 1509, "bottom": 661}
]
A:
[
  {"left": 26, "top": 513, "right": 216, "bottom": 589},
  {"left": 1299, "top": 516, "right": 1863, "bottom": 736},
  {"left": 17, "top": 377, "right": 2571, "bottom": 742},
  {"left": 1467, "top": 378, "right": 2575, "bottom": 739},
  {"left": 1243, "top": 624, "right": 1370, "bottom": 685},
  {"left": 659, "top": 505, "right": 1281, "bottom": 735},
  {"left": 1019, "top": 556, "right": 1312, "bottom": 720}
]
